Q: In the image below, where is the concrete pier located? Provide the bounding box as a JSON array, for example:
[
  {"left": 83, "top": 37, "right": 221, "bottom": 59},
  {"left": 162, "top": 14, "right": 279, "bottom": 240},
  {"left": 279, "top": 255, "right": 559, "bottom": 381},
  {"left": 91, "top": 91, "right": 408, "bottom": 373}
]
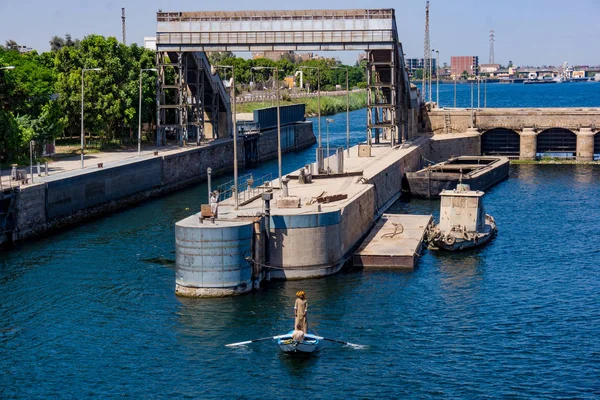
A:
[
  {"left": 520, "top": 128, "right": 538, "bottom": 160},
  {"left": 353, "top": 214, "right": 432, "bottom": 270},
  {"left": 175, "top": 137, "right": 430, "bottom": 296},
  {"left": 576, "top": 127, "right": 595, "bottom": 162}
]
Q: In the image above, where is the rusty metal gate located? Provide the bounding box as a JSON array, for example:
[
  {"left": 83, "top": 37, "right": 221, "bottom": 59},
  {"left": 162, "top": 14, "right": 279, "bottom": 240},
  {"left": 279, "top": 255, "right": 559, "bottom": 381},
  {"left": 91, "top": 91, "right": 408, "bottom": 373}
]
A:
[
  {"left": 481, "top": 128, "right": 520, "bottom": 156},
  {"left": 537, "top": 128, "right": 577, "bottom": 156}
]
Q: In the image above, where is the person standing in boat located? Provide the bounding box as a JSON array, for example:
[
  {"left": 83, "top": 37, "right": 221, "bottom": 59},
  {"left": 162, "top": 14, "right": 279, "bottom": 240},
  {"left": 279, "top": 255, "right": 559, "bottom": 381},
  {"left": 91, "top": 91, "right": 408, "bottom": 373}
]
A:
[{"left": 294, "top": 291, "right": 308, "bottom": 333}]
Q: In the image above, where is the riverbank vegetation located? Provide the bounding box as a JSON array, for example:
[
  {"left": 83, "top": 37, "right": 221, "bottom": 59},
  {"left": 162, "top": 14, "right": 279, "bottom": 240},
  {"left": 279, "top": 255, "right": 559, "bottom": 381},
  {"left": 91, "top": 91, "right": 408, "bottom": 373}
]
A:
[
  {"left": 0, "top": 40, "right": 366, "bottom": 164},
  {"left": 236, "top": 91, "right": 367, "bottom": 116}
]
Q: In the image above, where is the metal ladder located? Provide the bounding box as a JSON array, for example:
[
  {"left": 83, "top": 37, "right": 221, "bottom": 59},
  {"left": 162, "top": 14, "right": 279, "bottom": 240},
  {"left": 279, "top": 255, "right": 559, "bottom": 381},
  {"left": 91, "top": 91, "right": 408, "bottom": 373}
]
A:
[{"left": 444, "top": 111, "right": 451, "bottom": 134}]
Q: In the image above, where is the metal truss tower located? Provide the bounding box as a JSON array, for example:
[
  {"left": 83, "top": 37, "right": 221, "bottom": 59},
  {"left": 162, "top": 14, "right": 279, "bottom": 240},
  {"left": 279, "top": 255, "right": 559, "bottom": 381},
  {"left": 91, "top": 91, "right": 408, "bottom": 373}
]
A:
[
  {"left": 122, "top": 8, "right": 126, "bottom": 45},
  {"left": 422, "top": 1, "right": 430, "bottom": 103},
  {"left": 489, "top": 29, "right": 495, "bottom": 64}
]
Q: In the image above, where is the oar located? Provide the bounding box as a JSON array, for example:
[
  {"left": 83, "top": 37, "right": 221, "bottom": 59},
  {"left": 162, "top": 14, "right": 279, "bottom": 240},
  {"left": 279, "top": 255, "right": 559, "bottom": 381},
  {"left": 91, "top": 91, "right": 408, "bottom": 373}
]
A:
[
  {"left": 315, "top": 336, "right": 364, "bottom": 348},
  {"left": 225, "top": 335, "right": 283, "bottom": 347}
]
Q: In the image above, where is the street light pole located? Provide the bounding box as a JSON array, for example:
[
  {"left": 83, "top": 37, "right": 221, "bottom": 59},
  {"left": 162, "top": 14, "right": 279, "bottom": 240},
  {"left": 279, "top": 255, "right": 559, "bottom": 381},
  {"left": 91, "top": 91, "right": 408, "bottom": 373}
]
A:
[
  {"left": 301, "top": 66, "right": 322, "bottom": 147},
  {"left": 429, "top": 50, "right": 433, "bottom": 103},
  {"left": 81, "top": 67, "right": 101, "bottom": 169},
  {"left": 477, "top": 77, "right": 481, "bottom": 109},
  {"left": 485, "top": 77, "right": 488, "bottom": 108},
  {"left": 470, "top": 80, "right": 474, "bottom": 127},
  {"left": 215, "top": 65, "right": 239, "bottom": 209},
  {"left": 435, "top": 50, "right": 440, "bottom": 106},
  {"left": 326, "top": 119, "right": 334, "bottom": 173},
  {"left": 252, "top": 66, "right": 282, "bottom": 192},
  {"left": 276, "top": 67, "right": 281, "bottom": 192},
  {"left": 332, "top": 66, "right": 350, "bottom": 156},
  {"left": 30, "top": 140, "right": 35, "bottom": 183},
  {"left": 138, "top": 68, "right": 157, "bottom": 157},
  {"left": 453, "top": 76, "right": 457, "bottom": 108}
]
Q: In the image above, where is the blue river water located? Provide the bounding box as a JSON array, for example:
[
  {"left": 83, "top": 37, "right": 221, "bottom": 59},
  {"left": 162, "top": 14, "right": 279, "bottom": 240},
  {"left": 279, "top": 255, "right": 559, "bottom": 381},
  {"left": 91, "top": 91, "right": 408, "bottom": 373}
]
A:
[{"left": 1, "top": 84, "right": 600, "bottom": 398}]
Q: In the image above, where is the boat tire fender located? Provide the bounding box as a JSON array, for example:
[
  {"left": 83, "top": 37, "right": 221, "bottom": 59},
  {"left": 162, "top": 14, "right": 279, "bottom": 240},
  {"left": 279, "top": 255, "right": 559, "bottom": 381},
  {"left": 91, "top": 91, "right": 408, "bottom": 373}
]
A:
[
  {"left": 445, "top": 234, "right": 456, "bottom": 246},
  {"left": 462, "top": 231, "right": 471, "bottom": 241}
]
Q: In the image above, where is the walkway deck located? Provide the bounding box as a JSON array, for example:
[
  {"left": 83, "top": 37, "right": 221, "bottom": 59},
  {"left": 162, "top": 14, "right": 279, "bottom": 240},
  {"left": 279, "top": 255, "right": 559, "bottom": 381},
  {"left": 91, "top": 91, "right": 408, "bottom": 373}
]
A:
[{"left": 353, "top": 214, "right": 432, "bottom": 270}]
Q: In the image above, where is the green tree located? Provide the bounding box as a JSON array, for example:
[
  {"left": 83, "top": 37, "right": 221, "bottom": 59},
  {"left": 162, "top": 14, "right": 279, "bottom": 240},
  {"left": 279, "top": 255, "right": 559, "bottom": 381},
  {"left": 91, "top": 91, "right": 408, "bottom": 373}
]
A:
[{"left": 54, "top": 35, "right": 156, "bottom": 141}]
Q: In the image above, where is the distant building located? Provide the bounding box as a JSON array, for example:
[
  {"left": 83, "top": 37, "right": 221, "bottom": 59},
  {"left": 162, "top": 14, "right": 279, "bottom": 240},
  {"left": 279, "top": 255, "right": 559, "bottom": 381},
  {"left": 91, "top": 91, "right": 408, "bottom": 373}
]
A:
[
  {"left": 451, "top": 56, "right": 479, "bottom": 77},
  {"left": 253, "top": 51, "right": 289, "bottom": 61},
  {"left": 15, "top": 45, "right": 33, "bottom": 54},
  {"left": 406, "top": 58, "right": 437, "bottom": 74},
  {"left": 296, "top": 53, "right": 315, "bottom": 62},
  {"left": 144, "top": 37, "right": 156, "bottom": 51},
  {"left": 252, "top": 51, "right": 317, "bottom": 62},
  {"left": 479, "top": 63, "right": 500, "bottom": 74}
]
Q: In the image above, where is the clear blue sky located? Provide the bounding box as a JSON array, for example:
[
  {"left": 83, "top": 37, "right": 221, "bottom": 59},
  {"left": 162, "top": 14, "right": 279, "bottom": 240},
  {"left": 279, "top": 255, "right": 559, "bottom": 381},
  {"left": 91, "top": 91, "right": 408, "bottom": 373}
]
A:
[{"left": 1, "top": 0, "right": 599, "bottom": 67}]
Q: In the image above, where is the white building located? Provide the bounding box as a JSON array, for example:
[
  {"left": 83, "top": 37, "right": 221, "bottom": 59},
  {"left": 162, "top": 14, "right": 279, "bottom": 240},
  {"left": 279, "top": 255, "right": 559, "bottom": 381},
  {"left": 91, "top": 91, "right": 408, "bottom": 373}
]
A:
[{"left": 144, "top": 37, "right": 156, "bottom": 51}]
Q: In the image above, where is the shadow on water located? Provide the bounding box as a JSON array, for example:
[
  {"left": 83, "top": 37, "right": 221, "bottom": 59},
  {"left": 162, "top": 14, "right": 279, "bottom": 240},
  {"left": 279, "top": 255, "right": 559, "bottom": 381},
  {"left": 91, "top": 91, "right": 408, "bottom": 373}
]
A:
[
  {"left": 142, "top": 256, "right": 175, "bottom": 268},
  {"left": 278, "top": 350, "right": 321, "bottom": 375}
]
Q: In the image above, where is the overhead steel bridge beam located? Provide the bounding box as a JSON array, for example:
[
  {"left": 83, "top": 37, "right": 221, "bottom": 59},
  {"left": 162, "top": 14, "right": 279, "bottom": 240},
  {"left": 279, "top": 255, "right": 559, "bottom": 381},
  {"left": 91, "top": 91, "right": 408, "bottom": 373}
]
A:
[{"left": 156, "top": 9, "right": 398, "bottom": 52}]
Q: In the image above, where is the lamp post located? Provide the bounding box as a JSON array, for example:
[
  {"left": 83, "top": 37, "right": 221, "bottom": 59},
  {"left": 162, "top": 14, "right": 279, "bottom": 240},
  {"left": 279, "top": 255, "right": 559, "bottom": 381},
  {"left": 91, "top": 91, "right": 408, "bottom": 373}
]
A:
[
  {"left": 331, "top": 66, "right": 350, "bottom": 156},
  {"left": 138, "top": 68, "right": 157, "bottom": 157},
  {"left": 325, "top": 119, "right": 334, "bottom": 173},
  {"left": 470, "top": 80, "right": 474, "bottom": 127},
  {"left": 453, "top": 76, "right": 457, "bottom": 108},
  {"left": 300, "top": 66, "right": 322, "bottom": 148},
  {"left": 429, "top": 50, "right": 433, "bottom": 103},
  {"left": 81, "top": 67, "right": 101, "bottom": 169},
  {"left": 484, "top": 76, "right": 487, "bottom": 108},
  {"left": 252, "top": 66, "right": 282, "bottom": 192},
  {"left": 434, "top": 49, "right": 440, "bottom": 106},
  {"left": 214, "top": 65, "right": 239, "bottom": 209},
  {"left": 30, "top": 140, "right": 35, "bottom": 183}
]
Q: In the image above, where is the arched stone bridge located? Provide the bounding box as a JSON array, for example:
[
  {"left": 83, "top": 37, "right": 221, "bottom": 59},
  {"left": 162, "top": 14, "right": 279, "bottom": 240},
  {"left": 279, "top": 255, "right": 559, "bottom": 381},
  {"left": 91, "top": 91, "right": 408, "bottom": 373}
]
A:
[{"left": 425, "top": 108, "right": 600, "bottom": 161}]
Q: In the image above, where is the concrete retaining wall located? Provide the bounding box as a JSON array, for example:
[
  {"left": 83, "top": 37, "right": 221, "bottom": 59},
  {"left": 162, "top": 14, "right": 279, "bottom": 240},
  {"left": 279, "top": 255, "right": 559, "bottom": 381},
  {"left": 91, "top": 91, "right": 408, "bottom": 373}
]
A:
[
  {"left": 46, "top": 158, "right": 163, "bottom": 219},
  {"left": 10, "top": 122, "right": 316, "bottom": 245},
  {"left": 12, "top": 140, "right": 239, "bottom": 243},
  {"left": 269, "top": 211, "right": 342, "bottom": 276},
  {"left": 257, "top": 122, "right": 316, "bottom": 161},
  {"left": 429, "top": 134, "right": 481, "bottom": 162}
]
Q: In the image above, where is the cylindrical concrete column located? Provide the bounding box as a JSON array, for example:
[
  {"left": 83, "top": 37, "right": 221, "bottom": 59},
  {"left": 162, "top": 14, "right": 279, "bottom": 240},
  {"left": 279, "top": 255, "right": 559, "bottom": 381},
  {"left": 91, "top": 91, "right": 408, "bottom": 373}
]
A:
[
  {"left": 520, "top": 128, "right": 537, "bottom": 160},
  {"left": 576, "top": 127, "right": 595, "bottom": 162}
]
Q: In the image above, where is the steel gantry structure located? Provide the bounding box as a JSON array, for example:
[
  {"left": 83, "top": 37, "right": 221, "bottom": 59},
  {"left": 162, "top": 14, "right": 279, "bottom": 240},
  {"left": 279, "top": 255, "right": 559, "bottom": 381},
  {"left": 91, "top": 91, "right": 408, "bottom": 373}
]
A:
[{"left": 156, "top": 8, "right": 413, "bottom": 147}]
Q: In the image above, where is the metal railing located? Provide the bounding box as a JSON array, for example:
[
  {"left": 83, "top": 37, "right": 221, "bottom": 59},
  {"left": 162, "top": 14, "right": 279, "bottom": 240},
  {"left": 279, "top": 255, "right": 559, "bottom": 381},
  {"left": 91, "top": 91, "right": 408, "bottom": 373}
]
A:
[
  {"left": 217, "top": 173, "right": 273, "bottom": 205},
  {"left": 235, "top": 89, "right": 365, "bottom": 104}
]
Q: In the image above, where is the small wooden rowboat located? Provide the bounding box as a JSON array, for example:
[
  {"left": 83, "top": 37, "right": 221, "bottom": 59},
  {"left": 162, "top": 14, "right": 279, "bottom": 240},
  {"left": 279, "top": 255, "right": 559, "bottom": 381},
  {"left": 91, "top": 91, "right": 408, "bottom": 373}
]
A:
[{"left": 277, "top": 331, "right": 322, "bottom": 354}]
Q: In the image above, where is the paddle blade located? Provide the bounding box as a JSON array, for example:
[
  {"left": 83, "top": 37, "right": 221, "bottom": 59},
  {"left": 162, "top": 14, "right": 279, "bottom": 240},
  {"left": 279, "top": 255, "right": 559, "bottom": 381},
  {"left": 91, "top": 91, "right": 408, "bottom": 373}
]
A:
[
  {"left": 225, "top": 340, "right": 254, "bottom": 347},
  {"left": 318, "top": 337, "right": 365, "bottom": 348}
]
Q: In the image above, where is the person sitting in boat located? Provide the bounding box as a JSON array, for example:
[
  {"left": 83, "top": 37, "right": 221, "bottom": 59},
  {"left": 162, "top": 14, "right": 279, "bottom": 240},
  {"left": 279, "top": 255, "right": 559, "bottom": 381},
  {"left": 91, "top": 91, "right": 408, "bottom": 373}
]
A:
[
  {"left": 291, "top": 324, "right": 305, "bottom": 342},
  {"left": 294, "top": 291, "right": 308, "bottom": 333}
]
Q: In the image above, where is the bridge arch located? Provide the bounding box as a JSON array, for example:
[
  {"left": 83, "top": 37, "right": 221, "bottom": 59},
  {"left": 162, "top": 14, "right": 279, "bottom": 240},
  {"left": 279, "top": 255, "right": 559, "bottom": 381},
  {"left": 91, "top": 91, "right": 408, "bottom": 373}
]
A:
[
  {"left": 481, "top": 128, "right": 520, "bottom": 156},
  {"left": 536, "top": 128, "right": 577, "bottom": 158}
]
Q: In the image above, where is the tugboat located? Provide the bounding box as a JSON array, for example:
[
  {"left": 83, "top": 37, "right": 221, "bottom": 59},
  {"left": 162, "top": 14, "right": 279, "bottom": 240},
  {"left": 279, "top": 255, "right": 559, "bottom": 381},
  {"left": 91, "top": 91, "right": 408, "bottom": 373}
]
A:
[{"left": 425, "top": 183, "right": 497, "bottom": 251}]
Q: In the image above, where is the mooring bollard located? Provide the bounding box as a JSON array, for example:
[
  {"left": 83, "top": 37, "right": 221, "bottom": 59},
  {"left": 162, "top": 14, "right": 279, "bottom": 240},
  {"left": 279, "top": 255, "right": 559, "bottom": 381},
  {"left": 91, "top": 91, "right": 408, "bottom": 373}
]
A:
[
  {"left": 282, "top": 177, "right": 290, "bottom": 197},
  {"left": 37, "top": 162, "right": 41, "bottom": 177},
  {"left": 45, "top": 161, "right": 49, "bottom": 176}
]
